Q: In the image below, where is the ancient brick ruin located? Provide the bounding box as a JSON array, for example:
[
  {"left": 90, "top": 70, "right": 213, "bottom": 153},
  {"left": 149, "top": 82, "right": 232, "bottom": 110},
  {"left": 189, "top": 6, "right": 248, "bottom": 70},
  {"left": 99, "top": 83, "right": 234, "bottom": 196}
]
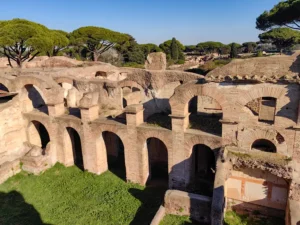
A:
[{"left": 1, "top": 53, "right": 300, "bottom": 224}]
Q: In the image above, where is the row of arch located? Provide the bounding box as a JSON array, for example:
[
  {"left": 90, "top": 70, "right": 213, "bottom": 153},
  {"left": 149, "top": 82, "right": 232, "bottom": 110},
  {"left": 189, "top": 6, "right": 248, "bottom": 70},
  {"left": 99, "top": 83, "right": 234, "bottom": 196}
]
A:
[
  {"left": 0, "top": 75, "right": 287, "bottom": 117},
  {"left": 1, "top": 76, "right": 287, "bottom": 155},
  {"left": 27, "top": 118, "right": 278, "bottom": 196},
  {"left": 28, "top": 119, "right": 219, "bottom": 195}
]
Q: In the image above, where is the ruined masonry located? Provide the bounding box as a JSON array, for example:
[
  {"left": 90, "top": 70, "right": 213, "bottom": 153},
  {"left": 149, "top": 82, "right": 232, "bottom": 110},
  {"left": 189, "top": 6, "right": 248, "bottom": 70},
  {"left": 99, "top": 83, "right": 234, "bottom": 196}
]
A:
[{"left": 1, "top": 53, "right": 300, "bottom": 225}]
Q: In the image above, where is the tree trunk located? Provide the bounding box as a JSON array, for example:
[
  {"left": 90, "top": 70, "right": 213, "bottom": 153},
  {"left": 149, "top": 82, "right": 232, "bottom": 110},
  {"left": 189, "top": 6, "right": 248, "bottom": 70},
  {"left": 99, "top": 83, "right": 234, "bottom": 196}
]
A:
[
  {"left": 17, "top": 57, "right": 22, "bottom": 68},
  {"left": 93, "top": 52, "right": 99, "bottom": 61},
  {"left": 7, "top": 57, "right": 13, "bottom": 68}
]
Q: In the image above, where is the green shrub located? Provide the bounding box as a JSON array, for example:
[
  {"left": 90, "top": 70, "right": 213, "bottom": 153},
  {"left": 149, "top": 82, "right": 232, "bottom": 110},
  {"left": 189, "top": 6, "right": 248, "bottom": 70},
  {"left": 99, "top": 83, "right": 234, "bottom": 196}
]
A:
[
  {"left": 122, "top": 62, "right": 145, "bottom": 68},
  {"left": 185, "top": 59, "right": 231, "bottom": 75},
  {"left": 257, "top": 51, "right": 263, "bottom": 57},
  {"left": 177, "top": 59, "right": 185, "bottom": 64}
]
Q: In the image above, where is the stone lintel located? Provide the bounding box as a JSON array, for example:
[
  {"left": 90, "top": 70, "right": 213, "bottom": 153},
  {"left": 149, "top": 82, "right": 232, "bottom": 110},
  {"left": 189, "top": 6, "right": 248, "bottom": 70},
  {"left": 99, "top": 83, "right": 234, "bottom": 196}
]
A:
[
  {"left": 124, "top": 104, "right": 144, "bottom": 114},
  {"left": 219, "top": 119, "right": 238, "bottom": 124}
]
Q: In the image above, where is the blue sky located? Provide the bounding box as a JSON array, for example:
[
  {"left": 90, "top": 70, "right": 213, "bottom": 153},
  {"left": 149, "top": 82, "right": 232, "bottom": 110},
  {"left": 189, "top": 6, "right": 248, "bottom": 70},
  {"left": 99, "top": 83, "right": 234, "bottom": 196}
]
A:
[{"left": 0, "top": 0, "right": 280, "bottom": 45}]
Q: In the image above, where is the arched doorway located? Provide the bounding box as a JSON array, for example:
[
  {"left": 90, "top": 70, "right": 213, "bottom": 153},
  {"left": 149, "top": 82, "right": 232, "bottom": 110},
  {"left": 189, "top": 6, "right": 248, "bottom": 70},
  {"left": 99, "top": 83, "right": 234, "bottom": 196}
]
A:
[
  {"left": 28, "top": 121, "right": 50, "bottom": 155},
  {"left": 146, "top": 137, "right": 168, "bottom": 186},
  {"left": 66, "top": 127, "right": 84, "bottom": 170},
  {"left": 122, "top": 98, "right": 127, "bottom": 109},
  {"left": 102, "top": 131, "right": 126, "bottom": 180},
  {"left": 187, "top": 95, "right": 222, "bottom": 136},
  {"left": 252, "top": 139, "right": 276, "bottom": 153},
  {"left": 190, "top": 144, "right": 216, "bottom": 196}
]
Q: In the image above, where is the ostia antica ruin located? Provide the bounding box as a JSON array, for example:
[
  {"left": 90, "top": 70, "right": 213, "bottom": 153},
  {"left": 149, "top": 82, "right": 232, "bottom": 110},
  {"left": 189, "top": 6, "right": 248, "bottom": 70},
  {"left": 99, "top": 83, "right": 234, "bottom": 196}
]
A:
[{"left": 1, "top": 52, "right": 300, "bottom": 224}]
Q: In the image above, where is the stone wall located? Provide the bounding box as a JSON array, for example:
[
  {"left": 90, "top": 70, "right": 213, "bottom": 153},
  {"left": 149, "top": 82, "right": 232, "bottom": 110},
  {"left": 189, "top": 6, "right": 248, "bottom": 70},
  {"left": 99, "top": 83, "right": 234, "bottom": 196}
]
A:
[
  {"left": 0, "top": 98, "right": 26, "bottom": 165},
  {"left": 226, "top": 168, "right": 288, "bottom": 216},
  {"left": 1, "top": 56, "right": 300, "bottom": 224},
  {"left": 164, "top": 190, "right": 212, "bottom": 223}
]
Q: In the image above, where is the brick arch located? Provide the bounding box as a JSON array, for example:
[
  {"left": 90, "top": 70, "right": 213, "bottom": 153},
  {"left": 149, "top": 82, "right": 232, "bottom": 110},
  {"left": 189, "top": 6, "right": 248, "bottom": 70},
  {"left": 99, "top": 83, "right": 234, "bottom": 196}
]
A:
[
  {"left": 169, "top": 81, "right": 228, "bottom": 117},
  {"left": 53, "top": 77, "right": 74, "bottom": 86},
  {"left": 26, "top": 119, "right": 52, "bottom": 159},
  {"left": 138, "top": 130, "right": 172, "bottom": 153},
  {"left": 14, "top": 76, "right": 53, "bottom": 90},
  {"left": 138, "top": 130, "right": 171, "bottom": 186},
  {"left": 60, "top": 121, "right": 84, "bottom": 139},
  {"left": 89, "top": 125, "right": 129, "bottom": 177},
  {"left": 26, "top": 118, "right": 52, "bottom": 138},
  {"left": 14, "top": 75, "right": 64, "bottom": 105},
  {"left": 184, "top": 135, "right": 221, "bottom": 188},
  {"left": 185, "top": 135, "right": 222, "bottom": 157},
  {"left": 97, "top": 125, "right": 128, "bottom": 147},
  {"left": 58, "top": 120, "right": 85, "bottom": 168},
  {"left": 118, "top": 80, "right": 143, "bottom": 91},
  {"left": 240, "top": 128, "right": 288, "bottom": 155},
  {"left": 237, "top": 85, "right": 286, "bottom": 106}
]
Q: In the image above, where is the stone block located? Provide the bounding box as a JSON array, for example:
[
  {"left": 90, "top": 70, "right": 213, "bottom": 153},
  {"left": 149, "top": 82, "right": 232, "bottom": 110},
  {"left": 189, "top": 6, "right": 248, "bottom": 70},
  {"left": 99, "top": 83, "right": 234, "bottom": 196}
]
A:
[
  {"left": 164, "top": 190, "right": 211, "bottom": 223},
  {"left": 145, "top": 52, "right": 167, "bottom": 71}
]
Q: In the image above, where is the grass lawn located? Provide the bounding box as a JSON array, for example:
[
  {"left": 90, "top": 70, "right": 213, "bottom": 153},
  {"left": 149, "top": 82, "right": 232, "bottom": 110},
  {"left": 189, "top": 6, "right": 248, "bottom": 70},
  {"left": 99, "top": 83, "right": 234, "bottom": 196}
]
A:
[
  {"left": 159, "top": 211, "right": 285, "bottom": 225},
  {"left": 159, "top": 215, "right": 201, "bottom": 225},
  {"left": 224, "top": 211, "right": 285, "bottom": 225},
  {"left": 0, "top": 163, "right": 166, "bottom": 225}
]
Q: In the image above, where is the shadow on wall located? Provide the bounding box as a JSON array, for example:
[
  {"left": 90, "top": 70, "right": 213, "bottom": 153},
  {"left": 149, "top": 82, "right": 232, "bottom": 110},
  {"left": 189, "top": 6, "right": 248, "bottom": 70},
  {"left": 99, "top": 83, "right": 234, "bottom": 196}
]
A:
[
  {"left": 128, "top": 144, "right": 218, "bottom": 224},
  {"left": 0, "top": 191, "right": 52, "bottom": 225},
  {"left": 143, "top": 98, "right": 171, "bottom": 121},
  {"left": 276, "top": 84, "right": 300, "bottom": 124},
  {"left": 289, "top": 54, "right": 300, "bottom": 74},
  {"left": 26, "top": 85, "right": 49, "bottom": 115},
  {"left": 222, "top": 165, "right": 289, "bottom": 224}
]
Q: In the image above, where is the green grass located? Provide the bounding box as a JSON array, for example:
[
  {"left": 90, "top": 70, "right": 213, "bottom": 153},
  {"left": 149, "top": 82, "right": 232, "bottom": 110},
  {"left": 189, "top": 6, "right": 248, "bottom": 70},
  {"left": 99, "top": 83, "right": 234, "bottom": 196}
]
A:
[
  {"left": 122, "top": 62, "right": 145, "bottom": 68},
  {"left": 160, "top": 215, "right": 200, "bottom": 225},
  {"left": 185, "top": 59, "right": 231, "bottom": 75},
  {"left": 0, "top": 163, "right": 166, "bottom": 225},
  {"left": 224, "top": 211, "right": 285, "bottom": 225},
  {"left": 159, "top": 211, "right": 285, "bottom": 225}
]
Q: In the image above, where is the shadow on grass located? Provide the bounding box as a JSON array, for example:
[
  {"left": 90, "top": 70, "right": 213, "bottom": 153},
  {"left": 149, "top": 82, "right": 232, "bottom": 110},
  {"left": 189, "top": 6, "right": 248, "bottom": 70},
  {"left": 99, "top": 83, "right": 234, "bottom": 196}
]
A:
[
  {"left": 129, "top": 186, "right": 166, "bottom": 225},
  {"left": 0, "top": 191, "right": 52, "bottom": 225}
]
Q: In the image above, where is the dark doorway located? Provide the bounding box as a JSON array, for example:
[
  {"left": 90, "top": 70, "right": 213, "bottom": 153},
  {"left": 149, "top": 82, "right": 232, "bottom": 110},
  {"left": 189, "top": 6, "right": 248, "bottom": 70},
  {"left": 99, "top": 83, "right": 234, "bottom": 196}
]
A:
[
  {"left": 31, "top": 121, "right": 50, "bottom": 155},
  {"left": 146, "top": 138, "right": 168, "bottom": 186},
  {"left": 102, "top": 131, "right": 126, "bottom": 180},
  {"left": 252, "top": 139, "right": 276, "bottom": 153},
  {"left": 67, "top": 127, "right": 84, "bottom": 170},
  {"left": 190, "top": 144, "right": 216, "bottom": 196},
  {"left": 123, "top": 98, "right": 127, "bottom": 109}
]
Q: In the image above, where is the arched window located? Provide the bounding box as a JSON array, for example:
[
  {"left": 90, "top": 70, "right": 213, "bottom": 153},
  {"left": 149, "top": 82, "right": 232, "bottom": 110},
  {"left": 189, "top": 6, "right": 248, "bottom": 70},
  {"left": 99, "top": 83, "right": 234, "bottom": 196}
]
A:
[{"left": 252, "top": 139, "right": 276, "bottom": 153}]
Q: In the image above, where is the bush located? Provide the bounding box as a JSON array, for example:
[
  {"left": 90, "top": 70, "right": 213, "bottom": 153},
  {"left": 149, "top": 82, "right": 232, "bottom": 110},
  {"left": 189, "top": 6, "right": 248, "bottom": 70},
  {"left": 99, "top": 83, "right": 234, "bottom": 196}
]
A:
[
  {"left": 256, "top": 51, "right": 263, "bottom": 57},
  {"left": 122, "top": 62, "right": 145, "bottom": 69},
  {"left": 186, "top": 59, "right": 231, "bottom": 75},
  {"left": 177, "top": 59, "right": 185, "bottom": 64}
]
